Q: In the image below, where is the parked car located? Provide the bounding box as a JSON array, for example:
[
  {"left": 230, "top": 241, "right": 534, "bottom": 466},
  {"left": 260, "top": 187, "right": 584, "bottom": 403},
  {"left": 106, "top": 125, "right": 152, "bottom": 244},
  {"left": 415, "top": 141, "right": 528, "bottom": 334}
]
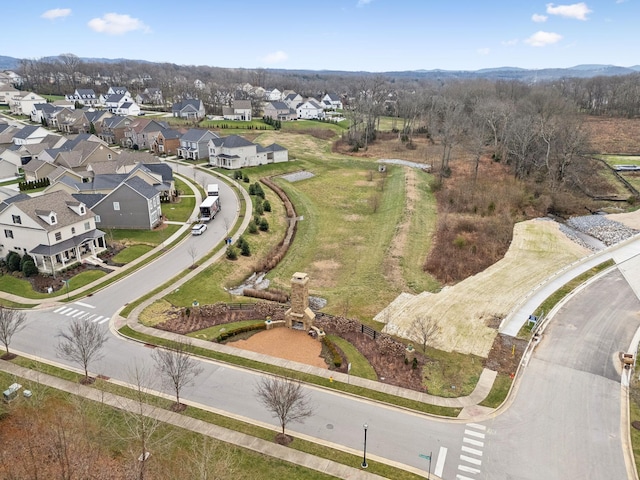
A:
[{"left": 191, "top": 223, "right": 207, "bottom": 235}]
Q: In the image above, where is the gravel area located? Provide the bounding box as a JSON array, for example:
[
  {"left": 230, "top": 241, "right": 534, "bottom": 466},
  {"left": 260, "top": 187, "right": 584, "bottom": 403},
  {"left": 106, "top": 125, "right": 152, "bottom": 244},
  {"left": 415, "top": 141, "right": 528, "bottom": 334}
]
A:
[
  {"left": 561, "top": 214, "right": 638, "bottom": 250},
  {"left": 280, "top": 171, "right": 315, "bottom": 182}
]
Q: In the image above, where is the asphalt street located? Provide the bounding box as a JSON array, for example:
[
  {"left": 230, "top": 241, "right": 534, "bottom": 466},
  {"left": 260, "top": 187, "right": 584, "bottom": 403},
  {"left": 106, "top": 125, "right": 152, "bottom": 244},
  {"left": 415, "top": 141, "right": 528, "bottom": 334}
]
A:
[{"left": 8, "top": 161, "right": 640, "bottom": 479}]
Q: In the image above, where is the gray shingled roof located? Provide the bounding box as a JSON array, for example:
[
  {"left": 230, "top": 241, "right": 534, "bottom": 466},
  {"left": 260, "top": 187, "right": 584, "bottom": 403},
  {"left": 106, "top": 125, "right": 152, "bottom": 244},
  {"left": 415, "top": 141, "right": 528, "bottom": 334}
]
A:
[
  {"left": 180, "top": 128, "right": 217, "bottom": 143},
  {"left": 71, "top": 193, "right": 106, "bottom": 208},
  {"left": 123, "top": 176, "right": 159, "bottom": 199},
  {"left": 11, "top": 190, "right": 95, "bottom": 233}
]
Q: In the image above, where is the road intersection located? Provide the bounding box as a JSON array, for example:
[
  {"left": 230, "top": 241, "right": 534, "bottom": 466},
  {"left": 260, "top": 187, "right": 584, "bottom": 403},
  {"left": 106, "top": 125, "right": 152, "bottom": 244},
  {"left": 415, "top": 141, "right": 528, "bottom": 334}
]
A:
[{"left": 5, "top": 161, "right": 640, "bottom": 479}]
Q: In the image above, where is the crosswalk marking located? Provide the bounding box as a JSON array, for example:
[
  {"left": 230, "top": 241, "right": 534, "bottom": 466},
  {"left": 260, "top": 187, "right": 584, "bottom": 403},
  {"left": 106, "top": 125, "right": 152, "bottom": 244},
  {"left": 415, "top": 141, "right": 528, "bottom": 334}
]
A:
[
  {"left": 65, "top": 309, "right": 79, "bottom": 316},
  {"left": 463, "top": 437, "right": 484, "bottom": 447},
  {"left": 434, "top": 446, "right": 447, "bottom": 477},
  {"left": 74, "top": 301, "right": 95, "bottom": 309},
  {"left": 72, "top": 310, "right": 85, "bottom": 318},
  {"left": 54, "top": 306, "right": 68, "bottom": 313},
  {"left": 457, "top": 473, "right": 478, "bottom": 479},
  {"left": 466, "top": 423, "right": 486, "bottom": 431},
  {"left": 460, "top": 454, "right": 482, "bottom": 466},
  {"left": 459, "top": 465, "right": 482, "bottom": 474},
  {"left": 464, "top": 429, "right": 485, "bottom": 439},
  {"left": 461, "top": 445, "right": 483, "bottom": 456},
  {"left": 98, "top": 317, "right": 109, "bottom": 325}
]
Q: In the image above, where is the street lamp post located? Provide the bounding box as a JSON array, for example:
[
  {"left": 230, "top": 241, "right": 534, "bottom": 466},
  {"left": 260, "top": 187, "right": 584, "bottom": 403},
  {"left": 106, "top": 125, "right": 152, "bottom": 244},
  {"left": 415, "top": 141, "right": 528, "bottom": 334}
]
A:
[
  {"left": 361, "top": 423, "right": 368, "bottom": 468},
  {"left": 64, "top": 279, "right": 70, "bottom": 300}
]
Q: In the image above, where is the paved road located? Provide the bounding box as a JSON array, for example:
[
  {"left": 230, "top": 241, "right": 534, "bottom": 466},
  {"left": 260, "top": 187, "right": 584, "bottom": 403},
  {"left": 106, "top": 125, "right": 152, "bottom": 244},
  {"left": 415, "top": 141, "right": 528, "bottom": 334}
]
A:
[{"left": 8, "top": 166, "right": 640, "bottom": 478}]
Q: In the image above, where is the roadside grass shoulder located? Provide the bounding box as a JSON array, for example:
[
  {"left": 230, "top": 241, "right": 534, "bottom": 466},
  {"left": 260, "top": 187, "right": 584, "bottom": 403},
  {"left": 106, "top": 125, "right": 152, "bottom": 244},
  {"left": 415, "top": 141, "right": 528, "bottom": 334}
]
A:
[
  {"left": 187, "top": 320, "right": 264, "bottom": 341},
  {"left": 422, "top": 347, "right": 484, "bottom": 397},
  {"left": 111, "top": 224, "right": 181, "bottom": 246},
  {"left": 478, "top": 373, "right": 512, "bottom": 408},
  {"left": 162, "top": 196, "right": 195, "bottom": 222},
  {"left": 326, "top": 335, "right": 377, "bottom": 380}
]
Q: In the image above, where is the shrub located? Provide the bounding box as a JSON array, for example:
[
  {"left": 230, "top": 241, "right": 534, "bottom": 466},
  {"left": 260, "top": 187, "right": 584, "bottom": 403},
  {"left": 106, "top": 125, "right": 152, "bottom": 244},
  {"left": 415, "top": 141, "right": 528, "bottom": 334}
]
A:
[
  {"left": 226, "top": 246, "right": 238, "bottom": 260},
  {"left": 322, "top": 337, "right": 342, "bottom": 368},
  {"left": 240, "top": 241, "right": 251, "bottom": 257},
  {"left": 255, "top": 201, "right": 264, "bottom": 216},
  {"left": 6, "top": 252, "right": 21, "bottom": 272},
  {"left": 262, "top": 200, "right": 271, "bottom": 212},
  {"left": 21, "top": 260, "right": 38, "bottom": 277},
  {"left": 248, "top": 183, "right": 256, "bottom": 195},
  {"left": 248, "top": 220, "right": 258, "bottom": 234},
  {"left": 259, "top": 218, "right": 269, "bottom": 232},
  {"left": 215, "top": 323, "right": 266, "bottom": 342},
  {"left": 452, "top": 235, "right": 467, "bottom": 248},
  {"left": 243, "top": 174, "right": 250, "bottom": 183},
  {"left": 412, "top": 357, "right": 418, "bottom": 369}
]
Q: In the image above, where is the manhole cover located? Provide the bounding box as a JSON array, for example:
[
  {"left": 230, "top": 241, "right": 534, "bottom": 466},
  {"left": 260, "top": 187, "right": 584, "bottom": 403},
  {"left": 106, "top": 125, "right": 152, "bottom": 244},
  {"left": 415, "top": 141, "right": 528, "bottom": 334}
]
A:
[{"left": 326, "top": 424, "right": 334, "bottom": 430}]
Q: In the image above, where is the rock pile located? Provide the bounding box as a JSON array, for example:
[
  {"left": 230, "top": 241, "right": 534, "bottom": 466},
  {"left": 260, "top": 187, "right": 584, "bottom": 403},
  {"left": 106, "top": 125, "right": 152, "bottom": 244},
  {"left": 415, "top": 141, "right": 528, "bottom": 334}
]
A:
[{"left": 562, "top": 215, "right": 638, "bottom": 249}]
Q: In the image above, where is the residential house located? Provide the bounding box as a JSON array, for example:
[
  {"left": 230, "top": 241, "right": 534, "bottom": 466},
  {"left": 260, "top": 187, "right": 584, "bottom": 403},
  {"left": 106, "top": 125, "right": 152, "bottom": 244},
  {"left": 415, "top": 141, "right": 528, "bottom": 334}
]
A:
[
  {"left": 265, "top": 88, "right": 282, "bottom": 101},
  {"left": 40, "top": 135, "right": 118, "bottom": 179},
  {"left": 10, "top": 91, "right": 46, "bottom": 115},
  {"left": 123, "top": 118, "right": 167, "bottom": 150},
  {"left": 151, "top": 128, "right": 182, "bottom": 156},
  {"left": 104, "top": 93, "right": 140, "bottom": 115},
  {"left": 65, "top": 89, "right": 99, "bottom": 107},
  {"left": 0, "top": 84, "right": 19, "bottom": 104},
  {"left": 283, "top": 92, "right": 303, "bottom": 109},
  {"left": 107, "top": 86, "right": 130, "bottom": 96},
  {"left": 194, "top": 79, "right": 205, "bottom": 90},
  {"left": 263, "top": 101, "right": 297, "bottom": 121},
  {"left": 296, "top": 99, "right": 325, "bottom": 120},
  {"left": 0, "top": 123, "right": 20, "bottom": 145},
  {"left": 321, "top": 93, "right": 343, "bottom": 110},
  {"left": 73, "top": 176, "right": 162, "bottom": 230},
  {"left": 0, "top": 71, "right": 22, "bottom": 87},
  {"left": 208, "top": 134, "right": 289, "bottom": 169},
  {"left": 54, "top": 108, "right": 91, "bottom": 134},
  {"left": 177, "top": 128, "right": 218, "bottom": 160},
  {"left": 172, "top": 99, "right": 205, "bottom": 120},
  {"left": 222, "top": 100, "right": 252, "bottom": 121},
  {"left": 0, "top": 190, "right": 106, "bottom": 273},
  {"left": 135, "top": 87, "right": 163, "bottom": 105},
  {"left": 31, "top": 103, "right": 59, "bottom": 124},
  {"left": 2, "top": 134, "right": 65, "bottom": 172},
  {"left": 12, "top": 125, "right": 50, "bottom": 145},
  {"left": 99, "top": 115, "right": 132, "bottom": 146}
]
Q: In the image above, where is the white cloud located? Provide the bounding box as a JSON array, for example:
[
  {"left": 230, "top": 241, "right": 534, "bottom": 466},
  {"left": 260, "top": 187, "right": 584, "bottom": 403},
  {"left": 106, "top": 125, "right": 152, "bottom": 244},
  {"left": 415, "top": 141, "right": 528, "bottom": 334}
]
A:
[
  {"left": 477, "top": 48, "right": 490, "bottom": 56},
  {"left": 357, "top": 0, "right": 373, "bottom": 6},
  {"left": 546, "top": 2, "right": 592, "bottom": 20},
  {"left": 88, "top": 13, "right": 150, "bottom": 35},
  {"left": 41, "top": 8, "right": 71, "bottom": 20},
  {"left": 502, "top": 39, "right": 519, "bottom": 46},
  {"left": 262, "top": 51, "right": 288, "bottom": 64},
  {"left": 532, "top": 13, "right": 548, "bottom": 22},
  {"left": 525, "top": 31, "right": 563, "bottom": 47}
]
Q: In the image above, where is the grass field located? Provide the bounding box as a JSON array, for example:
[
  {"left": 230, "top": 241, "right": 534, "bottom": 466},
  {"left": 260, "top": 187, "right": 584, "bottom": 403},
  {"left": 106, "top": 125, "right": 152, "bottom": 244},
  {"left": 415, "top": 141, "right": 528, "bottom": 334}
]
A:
[
  {"left": 163, "top": 196, "right": 195, "bottom": 222},
  {"left": 110, "top": 224, "right": 181, "bottom": 246},
  {"left": 112, "top": 244, "right": 154, "bottom": 264},
  {"left": 187, "top": 320, "right": 264, "bottom": 341}
]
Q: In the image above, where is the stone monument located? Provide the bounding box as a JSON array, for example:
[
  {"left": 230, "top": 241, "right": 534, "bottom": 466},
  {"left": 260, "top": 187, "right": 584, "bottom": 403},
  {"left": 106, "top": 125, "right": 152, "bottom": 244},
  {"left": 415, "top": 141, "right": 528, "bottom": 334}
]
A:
[{"left": 284, "top": 272, "right": 315, "bottom": 330}]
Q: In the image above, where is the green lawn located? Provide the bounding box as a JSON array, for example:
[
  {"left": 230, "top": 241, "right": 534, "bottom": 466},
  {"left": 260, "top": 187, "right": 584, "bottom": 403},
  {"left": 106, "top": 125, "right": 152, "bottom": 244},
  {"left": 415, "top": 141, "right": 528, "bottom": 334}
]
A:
[
  {"left": 112, "top": 244, "right": 154, "bottom": 264},
  {"left": 110, "top": 224, "right": 181, "bottom": 246},
  {"left": 327, "top": 335, "right": 377, "bottom": 380},
  {"left": 0, "top": 275, "right": 51, "bottom": 299},
  {"left": 478, "top": 373, "right": 512, "bottom": 408},
  {"left": 422, "top": 347, "right": 484, "bottom": 397},
  {"left": 163, "top": 196, "right": 195, "bottom": 222}
]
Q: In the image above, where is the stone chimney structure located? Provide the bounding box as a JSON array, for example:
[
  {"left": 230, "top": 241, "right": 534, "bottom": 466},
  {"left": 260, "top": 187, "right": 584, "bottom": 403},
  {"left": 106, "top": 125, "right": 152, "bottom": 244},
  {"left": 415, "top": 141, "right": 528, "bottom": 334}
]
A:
[{"left": 284, "top": 272, "right": 315, "bottom": 330}]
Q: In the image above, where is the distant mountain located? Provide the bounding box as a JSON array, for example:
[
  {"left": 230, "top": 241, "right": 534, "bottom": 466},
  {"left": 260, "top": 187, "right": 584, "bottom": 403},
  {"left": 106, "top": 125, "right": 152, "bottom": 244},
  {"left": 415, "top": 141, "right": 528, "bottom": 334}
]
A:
[{"left": 0, "top": 55, "right": 638, "bottom": 82}]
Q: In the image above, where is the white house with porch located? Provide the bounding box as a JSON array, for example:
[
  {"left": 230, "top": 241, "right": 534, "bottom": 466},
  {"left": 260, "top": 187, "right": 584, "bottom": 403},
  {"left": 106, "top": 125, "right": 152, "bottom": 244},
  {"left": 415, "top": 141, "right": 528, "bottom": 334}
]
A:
[{"left": 0, "top": 191, "right": 106, "bottom": 274}]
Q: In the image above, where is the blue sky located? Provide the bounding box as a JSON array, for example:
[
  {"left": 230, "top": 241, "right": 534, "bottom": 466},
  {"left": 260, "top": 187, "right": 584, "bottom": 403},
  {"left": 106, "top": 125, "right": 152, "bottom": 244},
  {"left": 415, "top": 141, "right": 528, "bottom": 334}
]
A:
[{"left": 5, "top": 1, "right": 639, "bottom": 72}]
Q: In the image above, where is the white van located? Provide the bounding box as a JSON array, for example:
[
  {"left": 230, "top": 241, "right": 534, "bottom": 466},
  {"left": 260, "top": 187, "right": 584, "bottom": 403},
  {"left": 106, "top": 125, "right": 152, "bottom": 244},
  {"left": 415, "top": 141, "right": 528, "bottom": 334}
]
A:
[{"left": 206, "top": 184, "right": 219, "bottom": 197}]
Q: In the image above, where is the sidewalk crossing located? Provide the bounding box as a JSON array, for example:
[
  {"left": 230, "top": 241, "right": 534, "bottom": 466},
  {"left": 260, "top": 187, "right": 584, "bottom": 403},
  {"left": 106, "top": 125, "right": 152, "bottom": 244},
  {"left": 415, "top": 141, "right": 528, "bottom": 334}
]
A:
[
  {"left": 456, "top": 423, "right": 486, "bottom": 479},
  {"left": 52, "top": 303, "right": 109, "bottom": 325}
]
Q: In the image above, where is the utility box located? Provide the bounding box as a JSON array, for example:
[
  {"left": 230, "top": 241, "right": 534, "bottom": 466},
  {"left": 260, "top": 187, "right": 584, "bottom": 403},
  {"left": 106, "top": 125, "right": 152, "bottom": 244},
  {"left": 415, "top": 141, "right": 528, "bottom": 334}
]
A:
[{"left": 3, "top": 383, "right": 22, "bottom": 402}]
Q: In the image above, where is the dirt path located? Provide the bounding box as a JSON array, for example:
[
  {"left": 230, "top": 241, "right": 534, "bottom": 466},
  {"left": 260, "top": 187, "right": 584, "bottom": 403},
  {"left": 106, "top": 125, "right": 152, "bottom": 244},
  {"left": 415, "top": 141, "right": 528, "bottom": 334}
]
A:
[{"left": 228, "top": 327, "right": 328, "bottom": 369}]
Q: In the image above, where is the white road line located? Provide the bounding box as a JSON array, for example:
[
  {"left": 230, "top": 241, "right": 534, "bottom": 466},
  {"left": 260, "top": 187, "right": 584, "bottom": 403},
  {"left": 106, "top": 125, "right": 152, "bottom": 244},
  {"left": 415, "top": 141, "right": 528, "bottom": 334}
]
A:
[
  {"left": 92, "top": 316, "right": 105, "bottom": 323},
  {"left": 464, "top": 429, "right": 485, "bottom": 439},
  {"left": 85, "top": 314, "right": 96, "bottom": 321},
  {"left": 460, "top": 454, "right": 482, "bottom": 466},
  {"left": 54, "top": 306, "right": 67, "bottom": 313},
  {"left": 72, "top": 310, "right": 85, "bottom": 318},
  {"left": 65, "top": 309, "right": 79, "bottom": 316},
  {"left": 434, "top": 446, "right": 447, "bottom": 477},
  {"left": 459, "top": 464, "right": 482, "bottom": 474},
  {"left": 461, "top": 445, "right": 483, "bottom": 456},
  {"left": 456, "top": 476, "right": 476, "bottom": 480},
  {"left": 77, "top": 312, "right": 89, "bottom": 320},
  {"left": 98, "top": 317, "right": 109, "bottom": 325},
  {"left": 57, "top": 307, "right": 73, "bottom": 315},
  {"left": 466, "top": 423, "right": 486, "bottom": 431},
  {"left": 74, "top": 302, "right": 95, "bottom": 309},
  {"left": 463, "top": 437, "right": 484, "bottom": 447}
]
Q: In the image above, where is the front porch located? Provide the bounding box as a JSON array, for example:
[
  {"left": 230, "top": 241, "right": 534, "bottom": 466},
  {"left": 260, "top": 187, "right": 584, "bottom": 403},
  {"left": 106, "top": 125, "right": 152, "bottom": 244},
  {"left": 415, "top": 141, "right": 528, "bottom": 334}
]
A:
[{"left": 30, "top": 229, "right": 107, "bottom": 274}]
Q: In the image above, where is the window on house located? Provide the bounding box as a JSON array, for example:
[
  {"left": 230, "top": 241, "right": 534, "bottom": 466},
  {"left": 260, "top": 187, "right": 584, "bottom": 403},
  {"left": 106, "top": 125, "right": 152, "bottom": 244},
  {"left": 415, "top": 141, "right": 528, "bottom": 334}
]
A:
[
  {"left": 50, "top": 215, "right": 57, "bottom": 224},
  {"left": 107, "top": 154, "right": 112, "bottom": 160},
  {"left": 113, "top": 202, "right": 120, "bottom": 211},
  {"left": 4, "top": 230, "right": 13, "bottom": 239},
  {"left": 55, "top": 232, "right": 61, "bottom": 241},
  {"left": 11, "top": 215, "right": 21, "bottom": 224},
  {"left": 95, "top": 215, "right": 101, "bottom": 223},
  {"left": 84, "top": 221, "right": 91, "bottom": 230},
  {"left": 80, "top": 206, "right": 85, "bottom": 214}
]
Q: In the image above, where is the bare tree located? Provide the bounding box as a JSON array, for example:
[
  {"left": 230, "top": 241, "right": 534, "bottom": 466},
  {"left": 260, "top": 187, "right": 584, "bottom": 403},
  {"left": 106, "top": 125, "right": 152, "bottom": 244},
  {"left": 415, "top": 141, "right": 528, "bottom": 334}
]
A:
[
  {"left": 120, "top": 362, "right": 171, "bottom": 480},
  {"left": 56, "top": 318, "right": 109, "bottom": 383},
  {"left": 187, "top": 245, "right": 199, "bottom": 268},
  {"left": 410, "top": 315, "right": 441, "bottom": 354},
  {"left": 0, "top": 306, "right": 27, "bottom": 359},
  {"left": 184, "top": 436, "right": 239, "bottom": 480},
  {"left": 152, "top": 340, "right": 203, "bottom": 411},
  {"left": 255, "top": 376, "right": 314, "bottom": 443}
]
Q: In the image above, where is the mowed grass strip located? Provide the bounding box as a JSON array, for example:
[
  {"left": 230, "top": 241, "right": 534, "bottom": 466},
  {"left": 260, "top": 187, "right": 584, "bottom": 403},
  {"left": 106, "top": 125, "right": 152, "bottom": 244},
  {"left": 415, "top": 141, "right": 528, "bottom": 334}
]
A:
[
  {"left": 187, "top": 320, "right": 264, "bottom": 341},
  {"left": 327, "top": 335, "right": 377, "bottom": 380},
  {"left": 162, "top": 195, "right": 195, "bottom": 222},
  {"left": 112, "top": 244, "right": 154, "bottom": 264},
  {"left": 110, "top": 224, "right": 181, "bottom": 246}
]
